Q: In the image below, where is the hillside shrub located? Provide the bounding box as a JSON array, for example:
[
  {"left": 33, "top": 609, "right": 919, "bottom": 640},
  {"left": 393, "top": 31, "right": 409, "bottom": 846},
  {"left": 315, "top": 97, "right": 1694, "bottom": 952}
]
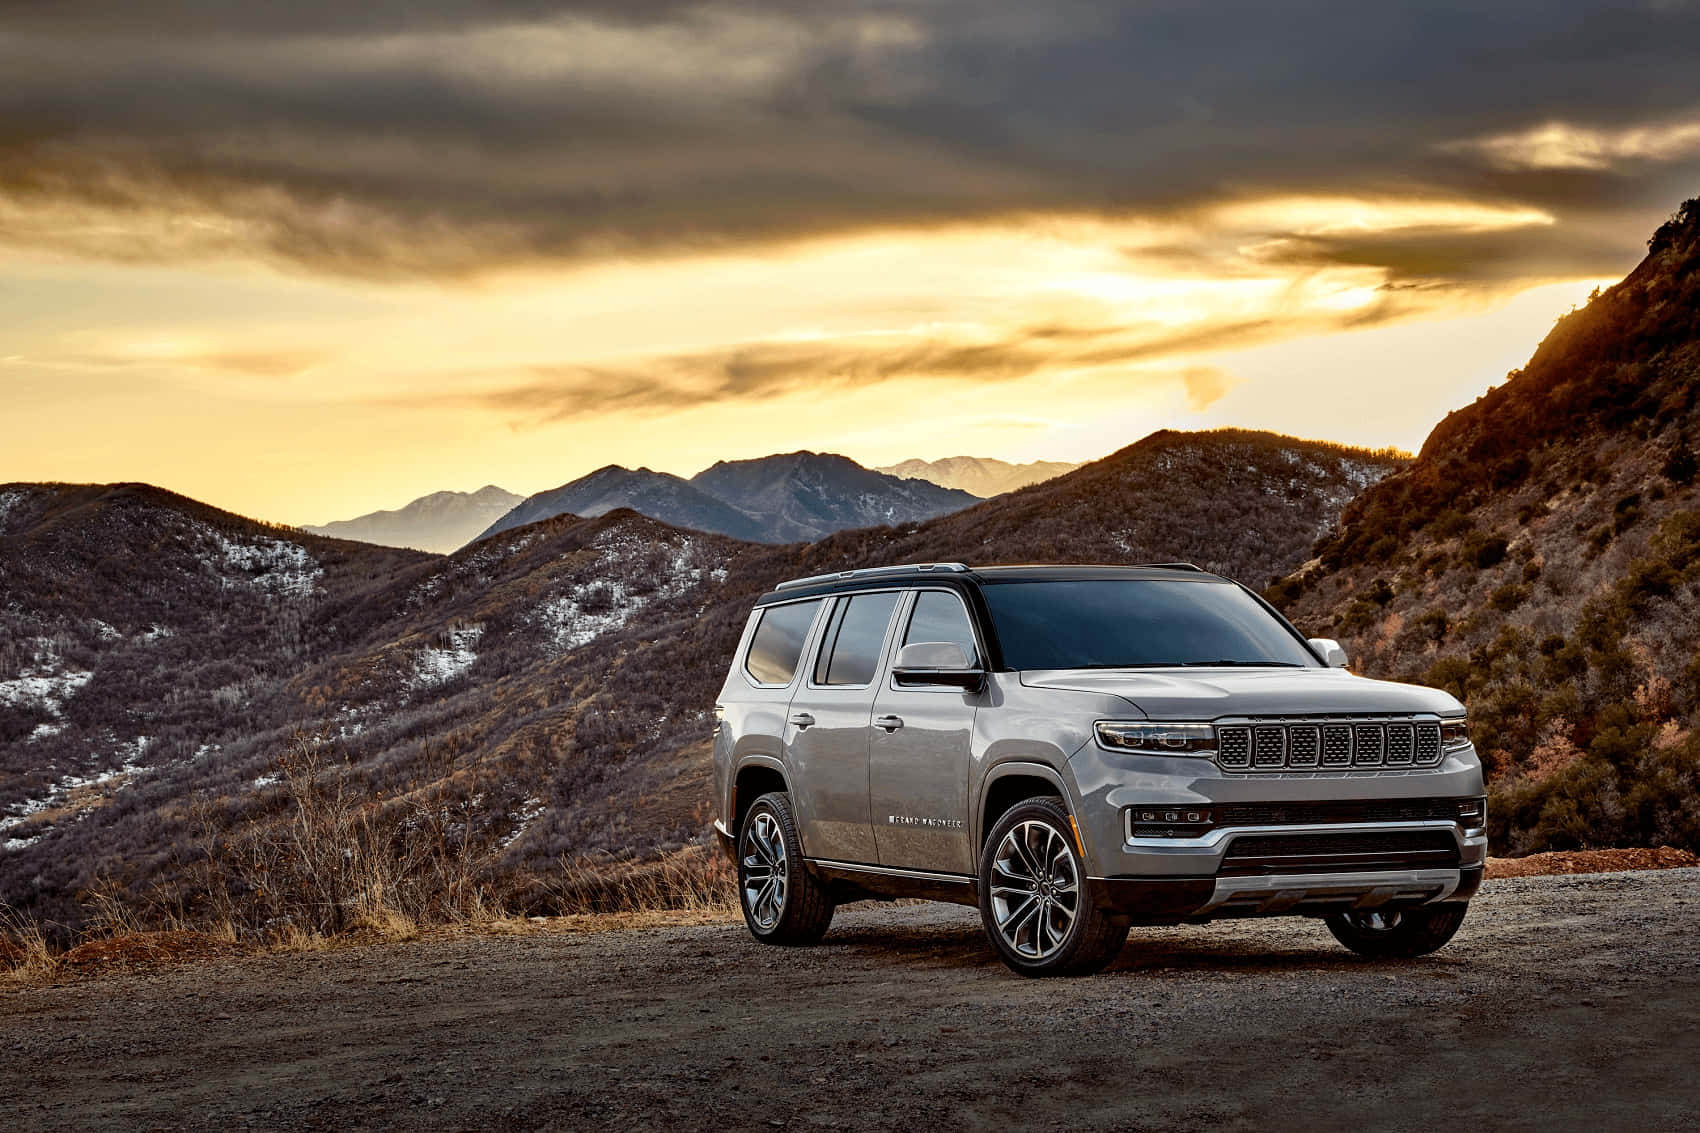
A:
[{"left": 1462, "top": 532, "right": 1510, "bottom": 569}]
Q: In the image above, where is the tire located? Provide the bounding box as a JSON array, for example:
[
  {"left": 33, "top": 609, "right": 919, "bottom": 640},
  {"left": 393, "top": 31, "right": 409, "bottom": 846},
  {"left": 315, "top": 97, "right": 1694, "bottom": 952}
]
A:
[
  {"left": 737, "top": 792, "right": 834, "bottom": 946},
  {"left": 978, "top": 797, "right": 1128, "bottom": 977},
  {"left": 1325, "top": 902, "right": 1469, "bottom": 958}
]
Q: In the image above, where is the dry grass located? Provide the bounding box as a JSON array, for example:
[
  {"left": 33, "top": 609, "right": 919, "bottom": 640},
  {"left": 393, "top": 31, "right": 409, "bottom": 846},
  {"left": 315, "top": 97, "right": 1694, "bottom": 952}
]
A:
[
  {"left": 3, "top": 734, "right": 742, "bottom": 987},
  {"left": 0, "top": 910, "right": 60, "bottom": 986},
  {"left": 548, "top": 843, "right": 737, "bottom": 918}
]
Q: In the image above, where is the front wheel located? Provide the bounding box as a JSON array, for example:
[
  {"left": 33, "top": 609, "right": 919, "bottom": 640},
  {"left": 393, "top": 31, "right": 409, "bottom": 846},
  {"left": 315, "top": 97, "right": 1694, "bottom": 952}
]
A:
[
  {"left": 1325, "top": 902, "right": 1468, "bottom": 958},
  {"left": 737, "top": 792, "right": 834, "bottom": 946},
  {"left": 978, "top": 798, "right": 1128, "bottom": 977}
]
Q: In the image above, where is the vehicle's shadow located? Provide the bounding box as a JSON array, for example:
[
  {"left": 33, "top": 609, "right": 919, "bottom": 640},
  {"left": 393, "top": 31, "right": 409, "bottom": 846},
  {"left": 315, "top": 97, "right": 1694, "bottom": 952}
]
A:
[{"left": 815, "top": 917, "right": 1467, "bottom": 976}]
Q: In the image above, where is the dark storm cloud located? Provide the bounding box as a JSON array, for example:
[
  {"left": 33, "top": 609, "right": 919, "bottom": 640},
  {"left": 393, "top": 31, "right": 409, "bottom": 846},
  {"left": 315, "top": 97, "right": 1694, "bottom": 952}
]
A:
[{"left": 2, "top": 1, "right": 1700, "bottom": 280}]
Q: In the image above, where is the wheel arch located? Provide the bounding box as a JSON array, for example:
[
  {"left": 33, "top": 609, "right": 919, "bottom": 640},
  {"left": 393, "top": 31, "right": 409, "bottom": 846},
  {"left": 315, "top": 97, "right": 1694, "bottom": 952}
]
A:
[
  {"left": 732, "top": 757, "right": 790, "bottom": 837},
  {"left": 977, "top": 761, "right": 1072, "bottom": 850}
]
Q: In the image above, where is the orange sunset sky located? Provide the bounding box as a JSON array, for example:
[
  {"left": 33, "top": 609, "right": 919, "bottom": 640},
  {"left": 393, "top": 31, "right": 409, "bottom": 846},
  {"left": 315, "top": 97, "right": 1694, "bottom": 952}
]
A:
[{"left": 4, "top": 2, "right": 1699, "bottom": 524}]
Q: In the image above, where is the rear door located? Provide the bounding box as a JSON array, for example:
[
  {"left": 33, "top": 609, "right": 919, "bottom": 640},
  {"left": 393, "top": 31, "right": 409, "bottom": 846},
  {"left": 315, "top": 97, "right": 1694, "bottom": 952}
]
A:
[
  {"left": 868, "top": 589, "right": 983, "bottom": 876},
  {"left": 784, "top": 590, "right": 903, "bottom": 865}
]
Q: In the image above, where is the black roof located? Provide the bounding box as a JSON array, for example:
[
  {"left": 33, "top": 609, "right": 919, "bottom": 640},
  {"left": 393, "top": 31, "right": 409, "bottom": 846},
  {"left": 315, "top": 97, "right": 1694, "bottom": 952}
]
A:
[{"left": 753, "top": 562, "right": 1228, "bottom": 606}]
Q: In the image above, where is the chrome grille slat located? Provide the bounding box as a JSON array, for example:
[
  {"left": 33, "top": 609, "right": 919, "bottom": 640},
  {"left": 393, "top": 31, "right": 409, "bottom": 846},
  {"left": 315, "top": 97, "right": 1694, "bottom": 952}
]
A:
[{"left": 1214, "top": 718, "right": 1448, "bottom": 772}]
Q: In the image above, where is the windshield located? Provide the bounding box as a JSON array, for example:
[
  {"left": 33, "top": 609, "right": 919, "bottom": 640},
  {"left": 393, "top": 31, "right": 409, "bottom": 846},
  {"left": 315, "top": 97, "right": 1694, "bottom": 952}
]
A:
[{"left": 981, "top": 579, "right": 1318, "bottom": 670}]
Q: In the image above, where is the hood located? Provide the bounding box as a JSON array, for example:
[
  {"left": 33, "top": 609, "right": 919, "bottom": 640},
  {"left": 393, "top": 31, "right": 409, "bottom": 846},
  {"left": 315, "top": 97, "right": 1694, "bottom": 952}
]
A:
[{"left": 1018, "top": 666, "right": 1463, "bottom": 719}]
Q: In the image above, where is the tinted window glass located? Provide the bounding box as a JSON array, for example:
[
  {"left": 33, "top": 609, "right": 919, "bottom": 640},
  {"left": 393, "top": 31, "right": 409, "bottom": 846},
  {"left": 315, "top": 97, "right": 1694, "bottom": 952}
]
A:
[
  {"left": 902, "top": 591, "right": 979, "bottom": 665},
  {"left": 745, "top": 600, "right": 821, "bottom": 685},
  {"left": 981, "top": 580, "right": 1316, "bottom": 670},
  {"left": 816, "top": 592, "right": 901, "bottom": 686}
]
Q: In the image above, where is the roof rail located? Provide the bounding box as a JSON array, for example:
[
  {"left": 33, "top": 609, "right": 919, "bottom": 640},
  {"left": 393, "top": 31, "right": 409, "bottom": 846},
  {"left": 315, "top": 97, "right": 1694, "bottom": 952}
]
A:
[
  {"left": 773, "top": 562, "right": 971, "bottom": 591},
  {"left": 1139, "top": 562, "right": 1206, "bottom": 572}
]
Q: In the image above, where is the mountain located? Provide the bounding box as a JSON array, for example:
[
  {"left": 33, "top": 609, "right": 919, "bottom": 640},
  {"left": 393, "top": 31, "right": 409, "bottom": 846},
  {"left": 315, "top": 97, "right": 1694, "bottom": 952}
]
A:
[
  {"left": 0, "top": 427, "right": 1398, "bottom": 935},
  {"left": 303, "top": 485, "right": 521, "bottom": 553},
  {"left": 1276, "top": 197, "right": 1700, "bottom": 856},
  {"left": 825, "top": 430, "right": 1404, "bottom": 586},
  {"left": 876, "top": 456, "right": 1079, "bottom": 497},
  {"left": 475, "top": 452, "right": 981, "bottom": 545},
  {"left": 689, "top": 451, "right": 980, "bottom": 543},
  {"left": 473, "top": 466, "right": 770, "bottom": 544}
]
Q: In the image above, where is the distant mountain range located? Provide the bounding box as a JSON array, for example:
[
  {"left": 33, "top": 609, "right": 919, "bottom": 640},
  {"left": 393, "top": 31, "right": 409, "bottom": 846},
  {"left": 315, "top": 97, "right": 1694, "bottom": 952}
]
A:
[
  {"left": 22, "top": 198, "right": 1700, "bottom": 938},
  {"left": 473, "top": 451, "right": 981, "bottom": 545},
  {"left": 876, "top": 456, "right": 1078, "bottom": 497},
  {"left": 0, "top": 426, "right": 1398, "bottom": 933},
  {"left": 302, "top": 486, "right": 521, "bottom": 553}
]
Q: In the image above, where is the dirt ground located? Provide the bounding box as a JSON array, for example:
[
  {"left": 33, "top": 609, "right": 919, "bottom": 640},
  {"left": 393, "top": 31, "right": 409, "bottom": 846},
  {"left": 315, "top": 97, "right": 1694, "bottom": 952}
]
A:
[{"left": 4, "top": 868, "right": 1698, "bottom": 1132}]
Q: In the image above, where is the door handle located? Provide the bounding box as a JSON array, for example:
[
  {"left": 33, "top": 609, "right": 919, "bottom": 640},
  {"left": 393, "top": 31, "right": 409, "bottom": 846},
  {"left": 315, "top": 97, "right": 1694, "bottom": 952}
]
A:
[
  {"left": 874, "top": 714, "right": 904, "bottom": 732},
  {"left": 789, "top": 712, "right": 815, "bottom": 729}
]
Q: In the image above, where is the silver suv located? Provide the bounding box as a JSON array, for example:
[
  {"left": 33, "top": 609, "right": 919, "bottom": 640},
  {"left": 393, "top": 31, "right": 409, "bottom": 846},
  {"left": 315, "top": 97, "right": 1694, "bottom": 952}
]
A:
[{"left": 711, "top": 563, "right": 1485, "bottom": 976}]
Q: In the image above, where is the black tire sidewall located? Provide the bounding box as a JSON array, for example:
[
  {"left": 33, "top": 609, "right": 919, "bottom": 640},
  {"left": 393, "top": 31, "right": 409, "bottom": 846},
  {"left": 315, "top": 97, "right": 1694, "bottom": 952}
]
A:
[{"left": 1326, "top": 902, "right": 1469, "bottom": 958}]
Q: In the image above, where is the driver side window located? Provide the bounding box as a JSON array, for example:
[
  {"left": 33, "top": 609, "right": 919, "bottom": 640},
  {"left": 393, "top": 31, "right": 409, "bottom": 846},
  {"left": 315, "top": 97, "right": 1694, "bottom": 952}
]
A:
[{"left": 902, "top": 591, "right": 979, "bottom": 665}]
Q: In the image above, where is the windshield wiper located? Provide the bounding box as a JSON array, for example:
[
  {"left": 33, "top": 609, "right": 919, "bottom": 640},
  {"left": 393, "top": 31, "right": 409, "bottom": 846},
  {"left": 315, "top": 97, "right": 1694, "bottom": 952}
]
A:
[{"left": 1177, "top": 659, "right": 1306, "bottom": 668}]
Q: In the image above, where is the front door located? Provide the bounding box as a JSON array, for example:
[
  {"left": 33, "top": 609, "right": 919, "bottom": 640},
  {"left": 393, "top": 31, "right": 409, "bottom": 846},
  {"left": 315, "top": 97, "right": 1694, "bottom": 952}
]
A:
[
  {"left": 869, "top": 589, "right": 982, "bottom": 876},
  {"left": 785, "top": 590, "right": 903, "bottom": 865}
]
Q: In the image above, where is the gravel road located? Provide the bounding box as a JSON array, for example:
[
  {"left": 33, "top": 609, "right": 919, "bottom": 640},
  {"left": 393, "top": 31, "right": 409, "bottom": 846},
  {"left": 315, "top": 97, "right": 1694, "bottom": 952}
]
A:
[{"left": 5, "top": 869, "right": 1698, "bottom": 1132}]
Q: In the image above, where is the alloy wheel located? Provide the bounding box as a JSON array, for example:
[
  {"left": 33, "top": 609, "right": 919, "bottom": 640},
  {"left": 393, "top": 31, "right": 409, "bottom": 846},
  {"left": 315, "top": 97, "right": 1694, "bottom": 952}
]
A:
[
  {"left": 740, "top": 811, "right": 789, "bottom": 930},
  {"left": 989, "top": 819, "right": 1079, "bottom": 960}
]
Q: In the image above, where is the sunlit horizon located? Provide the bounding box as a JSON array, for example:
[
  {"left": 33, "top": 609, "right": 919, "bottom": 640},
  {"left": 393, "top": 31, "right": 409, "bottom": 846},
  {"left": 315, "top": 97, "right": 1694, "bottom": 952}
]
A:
[{"left": 2, "top": 3, "right": 1696, "bottom": 526}]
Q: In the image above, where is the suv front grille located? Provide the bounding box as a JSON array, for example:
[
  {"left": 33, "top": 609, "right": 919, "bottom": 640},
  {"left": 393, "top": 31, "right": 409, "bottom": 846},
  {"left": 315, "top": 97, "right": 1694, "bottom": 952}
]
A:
[{"left": 1216, "top": 720, "right": 1445, "bottom": 772}]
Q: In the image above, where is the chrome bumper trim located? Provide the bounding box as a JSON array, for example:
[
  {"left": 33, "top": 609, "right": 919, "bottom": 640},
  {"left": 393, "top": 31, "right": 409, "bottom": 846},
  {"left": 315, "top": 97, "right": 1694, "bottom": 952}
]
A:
[{"left": 1199, "top": 868, "right": 1461, "bottom": 914}]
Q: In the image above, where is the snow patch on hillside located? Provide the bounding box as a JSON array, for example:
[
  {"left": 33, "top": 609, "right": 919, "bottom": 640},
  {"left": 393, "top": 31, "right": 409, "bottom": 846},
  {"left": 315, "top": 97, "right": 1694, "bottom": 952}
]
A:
[
  {"left": 0, "top": 740, "right": 150, "bottom": 850},
  {"left": 411, "top": 625, "right": 483, "bottom": 688},
  {"left": 535, "top": 530, "right": 727, "bottom": 654},
  {"left": 209, "top": 528, "right": 322, "bottom": 597},
  {"left": 500, "top": 797, "right": 546, "bottom": 849},
  {"left": 0, "top": 668, "right": 93, "bottom": 717},
  {"left": 0, "top": 488, "right": 26, "bottom": 532}
]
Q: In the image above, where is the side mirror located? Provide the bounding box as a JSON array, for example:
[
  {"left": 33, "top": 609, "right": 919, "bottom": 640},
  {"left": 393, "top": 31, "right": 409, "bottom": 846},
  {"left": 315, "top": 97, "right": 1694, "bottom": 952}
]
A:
[
  {"left": 1309, "top": 637, "right": 1350, "bottom": 669},
  {"left": 892, "top": 641, "right": 985, "bottom": 690}
]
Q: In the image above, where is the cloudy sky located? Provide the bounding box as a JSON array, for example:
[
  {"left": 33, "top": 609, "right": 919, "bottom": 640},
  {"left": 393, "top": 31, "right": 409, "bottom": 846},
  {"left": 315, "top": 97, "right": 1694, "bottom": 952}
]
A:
[{"left": 4, "top": 1, "right": 1700, "bottom": 524}]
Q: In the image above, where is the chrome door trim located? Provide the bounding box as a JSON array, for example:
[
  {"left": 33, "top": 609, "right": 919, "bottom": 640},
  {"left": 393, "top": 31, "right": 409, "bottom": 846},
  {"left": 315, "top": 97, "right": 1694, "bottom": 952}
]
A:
[{"left": 805, "top": 858, "right": 975, "bottom": 887}]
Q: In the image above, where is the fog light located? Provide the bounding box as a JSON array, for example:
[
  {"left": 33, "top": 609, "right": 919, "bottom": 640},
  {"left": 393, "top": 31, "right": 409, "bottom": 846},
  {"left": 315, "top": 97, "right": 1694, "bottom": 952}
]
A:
[{"left": 1129, "top": 807, "right": 1214, "bottom": 838}]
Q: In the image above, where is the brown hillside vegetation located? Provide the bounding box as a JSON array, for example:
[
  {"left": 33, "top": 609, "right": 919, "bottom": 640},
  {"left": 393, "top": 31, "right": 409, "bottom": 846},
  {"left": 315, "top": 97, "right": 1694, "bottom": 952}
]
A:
[
  {"left": 1279, "top": 197, "right": 1700, "bottom": 856},
  {"left": 1, "top": 430, "right": 1394, "bottom": 941}
]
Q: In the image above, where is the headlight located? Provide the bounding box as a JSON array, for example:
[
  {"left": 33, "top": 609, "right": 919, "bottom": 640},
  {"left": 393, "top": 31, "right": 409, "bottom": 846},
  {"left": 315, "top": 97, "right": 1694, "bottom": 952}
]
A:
[
  {"left": 1440, "top": 717, "right": 1472, "bottom": 751},
  {"left": 1096, "top": 721, "right": 1216, "bottom": 757}
]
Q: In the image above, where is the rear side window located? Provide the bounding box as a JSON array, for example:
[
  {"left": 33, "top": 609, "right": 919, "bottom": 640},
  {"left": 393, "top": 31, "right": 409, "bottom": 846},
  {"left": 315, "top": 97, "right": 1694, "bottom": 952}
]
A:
[
  {"left": 745, "top": 600, "right": 821, "bottom": 685},
  {"left": 902, "top": 591, "right": 980, "bottom": 665},
  {"left": 813, "top": 592, "right": 901, "bottom": 686}
]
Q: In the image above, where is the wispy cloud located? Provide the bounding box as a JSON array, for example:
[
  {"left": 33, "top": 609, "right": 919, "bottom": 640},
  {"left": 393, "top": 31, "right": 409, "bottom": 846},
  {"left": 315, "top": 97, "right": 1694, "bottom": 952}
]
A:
[{"left": 1443, "top": 114, "right": 1700, "bottom": 172}]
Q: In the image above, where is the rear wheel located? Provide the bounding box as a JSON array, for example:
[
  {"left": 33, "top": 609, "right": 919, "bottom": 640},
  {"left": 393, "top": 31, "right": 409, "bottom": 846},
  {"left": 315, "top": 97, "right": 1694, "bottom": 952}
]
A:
[
  {"left": 738, "top": 792, "right": 834, "bottom": 946},
  {"left": 1325, "top": 902, "right": 1468, "bottom": 958},
  {"left": 978, "top": 798, "right": 1127, "bottom": 977}
]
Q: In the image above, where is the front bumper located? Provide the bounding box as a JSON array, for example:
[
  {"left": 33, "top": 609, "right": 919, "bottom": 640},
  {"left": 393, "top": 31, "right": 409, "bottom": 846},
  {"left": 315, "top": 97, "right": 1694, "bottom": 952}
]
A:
[
  {"left": 1092, "top": 862, "right": 1484, "bottom": 924},
  {"left": 1118, "top": 818, "right": 1488, "bottom": 874}
]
